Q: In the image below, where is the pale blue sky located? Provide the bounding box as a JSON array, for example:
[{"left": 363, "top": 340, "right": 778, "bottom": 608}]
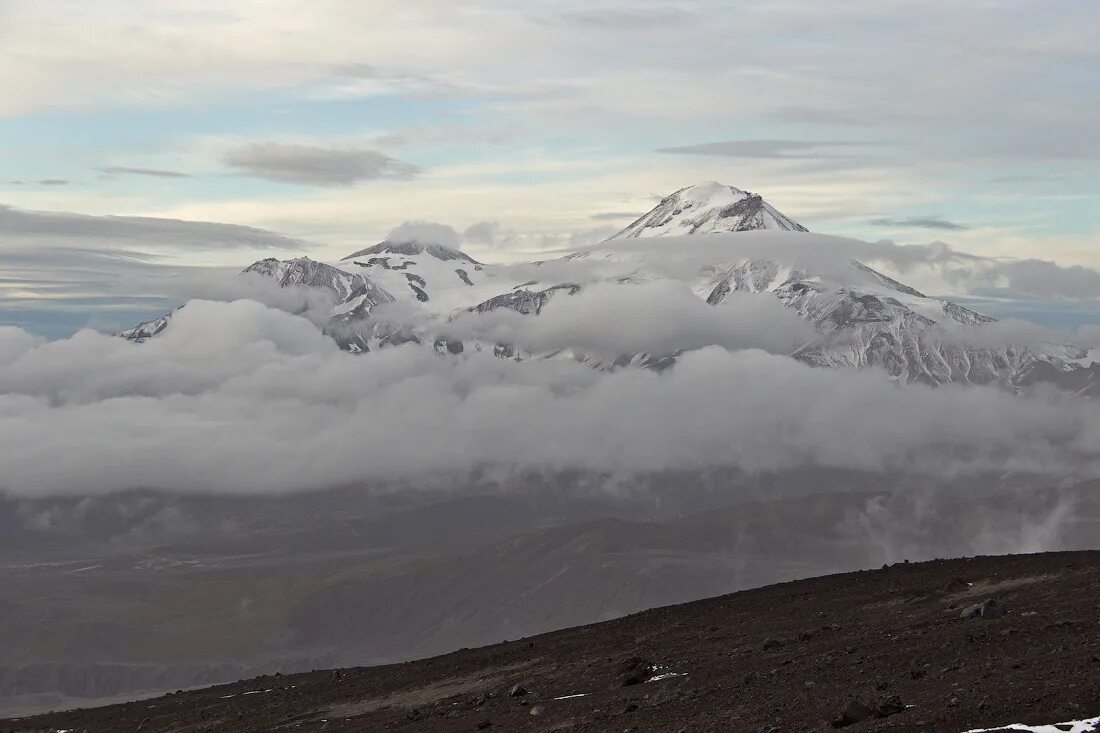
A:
[{"left": 1, "top": 0, "right": 1098, "bottom": 336}]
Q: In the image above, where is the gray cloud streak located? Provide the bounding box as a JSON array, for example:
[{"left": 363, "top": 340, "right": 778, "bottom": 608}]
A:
[
  {"left": 871, "top": 216, "right": 969, "bottom": 231},
  {"left": 7, "top": 180, "right": 70, "bottom": 186},
  {"left": 222, "top": 143, "right": 420, "bottom": 186},
  {"left": 590, "top": 211, "right": 641, "bottom": 221},
  {"left": 97, "top": 166, "right": 191, "bottom": 179},
  {"left": 0, "top": 204, "right": 311, "bottom": 250},
  {"left": 656, "top": 139, "right": 872, "bottom": 159},
  {"left": 549, "top": 8, "right": 697, "bottom": 30}
]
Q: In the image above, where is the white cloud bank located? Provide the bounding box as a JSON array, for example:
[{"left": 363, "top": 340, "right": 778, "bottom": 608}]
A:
[{"left": 1, "top": 297, "right": 1098, "bottom": 498}]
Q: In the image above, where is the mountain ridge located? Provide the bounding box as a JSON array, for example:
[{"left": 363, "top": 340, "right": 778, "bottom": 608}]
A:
[{"left": 116, "top": 182, "right": 1098, "bottom": 394}]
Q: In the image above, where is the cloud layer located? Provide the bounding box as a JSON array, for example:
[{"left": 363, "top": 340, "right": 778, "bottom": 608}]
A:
[
  {"left": 443, "top": 282, "right": 816, "bottom": 358},
  {"left": 1, "top": 296, "right": 1098, "bottom": 498},
  {"left": 384, "top": 221, "right": 462, "bottom": 248}
]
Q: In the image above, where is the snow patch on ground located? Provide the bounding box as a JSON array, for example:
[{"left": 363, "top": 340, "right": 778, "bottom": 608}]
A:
[
  {"left": 963, "top": 714, "right": 1100, "bottom": 732},
  {"left": 219, "top": 688, "right": 272, "bottom": 699},
  {"left": 646, "top": 672, "right": 687, "bottom": 683}
]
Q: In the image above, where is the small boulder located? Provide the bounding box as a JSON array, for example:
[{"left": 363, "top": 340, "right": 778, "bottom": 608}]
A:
[
  {"left": 960, "top": 598, "right": 1007, "bottom": 620},
  {"left": 876, "top": 695, "right": 905, "bottom": 718},
  {"left": 831, "top": 701, "right": 874, "bottom": 728},
  {"left": 762, "top": 637, "right": 784, "bottom": 650},
  {"left": 942, "top": 577, "right": 969, "bottom": 593},
  {"left": 508, "top": 684, "right": 529, "bottom": 697},
  {"left": 617, "top": 657, "right": 653, "bottom": 686}
]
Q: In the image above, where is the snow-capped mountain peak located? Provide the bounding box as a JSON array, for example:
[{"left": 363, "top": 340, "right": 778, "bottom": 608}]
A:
[{"left": 608, "top": 181, "right": 808, "bottom": 239}]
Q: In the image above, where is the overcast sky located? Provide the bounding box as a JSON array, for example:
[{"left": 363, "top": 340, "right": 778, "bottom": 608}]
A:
[{"left": 1, "top": 0, "right": 1098, "bottom": 336}]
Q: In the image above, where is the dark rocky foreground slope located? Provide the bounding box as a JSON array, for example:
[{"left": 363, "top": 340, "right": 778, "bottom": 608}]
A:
[{"left": 4, "top": 551, "right": 1099, "bottom": 733}]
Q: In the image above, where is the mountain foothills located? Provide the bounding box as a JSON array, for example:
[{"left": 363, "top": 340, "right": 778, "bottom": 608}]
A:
[{"left": 119, "top": 182, "right": 1099, "bottom": 394}]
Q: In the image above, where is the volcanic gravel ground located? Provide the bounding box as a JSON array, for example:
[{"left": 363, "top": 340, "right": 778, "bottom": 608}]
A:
[{"left": 4, "top": 551, "right": 1099, "bottom": 733}]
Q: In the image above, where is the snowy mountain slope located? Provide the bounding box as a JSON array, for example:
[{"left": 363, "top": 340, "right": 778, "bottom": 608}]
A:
[
  {"left": 238, "top": 257, "right": 400, "bottom": 353},
  {"left": 470, "top": 283, "right": 582, "bottom": 316},
  {"left": 339, "top": 238, "right": 504, "bottom": 314},
  {"left": 700, "top": 257, "right": 1036, "bottom": 385},
  {"left": 243, "top": 257, "right": 395, "bottom": 320},
  {"left": 1013, "top": 357, "right": 1100, "bottom": 398},
  {"left": 243, "top": 257, "right": 373, "bottom": 302},
  {"left": 609, "top": 181, "right": 807, "bottom": 239},
  {"left": 119, "top": 258, "right": 396, "bottom": 350},
  {"left": 692, "top": 251, "right": 1100, "bottom": 389},
  {"left": 116, "top": 311, "right": 175, "bottom": 342},
  {"left": 557, "top": 225, "right": 1097, "bottom": 390}
]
